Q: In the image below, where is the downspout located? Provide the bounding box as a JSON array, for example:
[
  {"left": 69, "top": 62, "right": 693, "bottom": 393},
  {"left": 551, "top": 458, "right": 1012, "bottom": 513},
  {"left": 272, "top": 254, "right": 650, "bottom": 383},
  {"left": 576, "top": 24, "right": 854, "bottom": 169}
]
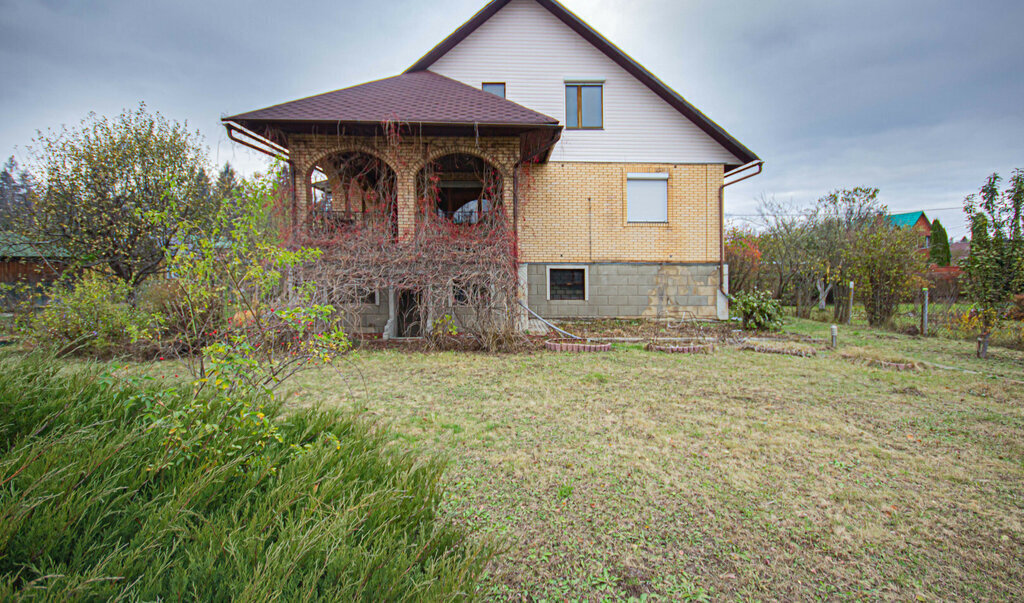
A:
[
  {"left": 513, "top": 128, "right": 562, "bottom": 330},
  {"left": 718, "top": 160, "right": 764, "bottom": 297}
]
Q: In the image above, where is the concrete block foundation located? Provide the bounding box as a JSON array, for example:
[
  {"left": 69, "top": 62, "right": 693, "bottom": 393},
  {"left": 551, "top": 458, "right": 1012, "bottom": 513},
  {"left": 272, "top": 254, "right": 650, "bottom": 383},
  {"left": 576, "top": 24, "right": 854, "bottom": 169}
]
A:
[{"left": 526, "top": 262, "right": 725, "bottom": 320}]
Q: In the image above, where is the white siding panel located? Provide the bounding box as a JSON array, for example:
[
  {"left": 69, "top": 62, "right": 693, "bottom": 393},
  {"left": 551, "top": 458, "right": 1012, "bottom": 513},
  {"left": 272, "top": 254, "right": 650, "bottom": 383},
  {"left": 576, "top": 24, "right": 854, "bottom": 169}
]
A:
[{"left": 429, "top": 0, "right": 741, "bottom": 164}]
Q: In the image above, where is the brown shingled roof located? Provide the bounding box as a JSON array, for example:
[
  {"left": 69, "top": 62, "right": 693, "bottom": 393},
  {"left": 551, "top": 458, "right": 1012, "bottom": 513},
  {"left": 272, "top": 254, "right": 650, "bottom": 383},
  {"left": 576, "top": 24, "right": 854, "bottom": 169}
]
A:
[{"left": 225, "top": 70, "right": 558, "bottom": 126}]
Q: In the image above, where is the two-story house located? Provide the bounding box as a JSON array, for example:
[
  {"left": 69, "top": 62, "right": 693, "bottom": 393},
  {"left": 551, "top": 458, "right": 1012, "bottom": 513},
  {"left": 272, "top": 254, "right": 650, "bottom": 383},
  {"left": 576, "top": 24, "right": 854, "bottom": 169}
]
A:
[{"left": 222, "top": 0, "right": 761, "bottom": 337}]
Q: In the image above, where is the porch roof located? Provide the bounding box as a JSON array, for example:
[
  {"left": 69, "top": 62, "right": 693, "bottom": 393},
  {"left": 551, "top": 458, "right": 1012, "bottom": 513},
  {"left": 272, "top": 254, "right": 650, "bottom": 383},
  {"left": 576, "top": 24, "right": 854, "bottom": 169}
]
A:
[{"left": 224, "top": 70, "right": 559, "bottom": 134}]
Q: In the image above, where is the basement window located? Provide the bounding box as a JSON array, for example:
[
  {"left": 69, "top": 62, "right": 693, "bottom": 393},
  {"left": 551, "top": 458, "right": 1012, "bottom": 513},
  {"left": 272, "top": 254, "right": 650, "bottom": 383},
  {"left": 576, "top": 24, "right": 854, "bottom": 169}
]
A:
[
  {"left": 453, "top": 281, "right": 489, "bottom": 306},
  {"left": 626, "top": 172, "right": 669, "bottom": 223},
  {"left": 482, "top": 82, "right": 506, "bottom": 98},
  {"left": 547, "top": 267, "right": 587, "bottom": 301}
]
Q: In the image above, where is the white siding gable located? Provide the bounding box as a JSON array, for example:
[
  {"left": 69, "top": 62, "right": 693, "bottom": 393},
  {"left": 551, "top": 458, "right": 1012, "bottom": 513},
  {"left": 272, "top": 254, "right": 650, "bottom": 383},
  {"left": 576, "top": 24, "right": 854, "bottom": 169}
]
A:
[{"left": 428, "top": 0, "right": 741, "bottom": 164}]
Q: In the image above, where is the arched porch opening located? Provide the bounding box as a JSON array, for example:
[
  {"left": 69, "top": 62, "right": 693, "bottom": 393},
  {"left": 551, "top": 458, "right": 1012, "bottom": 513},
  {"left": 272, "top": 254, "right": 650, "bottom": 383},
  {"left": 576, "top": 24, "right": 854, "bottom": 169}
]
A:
[
  {"left": 416, "top": 153, "right": 504, "bottom": 228},
  {"left": 307, "top": 151, "right": 397, "bottom": 236}
]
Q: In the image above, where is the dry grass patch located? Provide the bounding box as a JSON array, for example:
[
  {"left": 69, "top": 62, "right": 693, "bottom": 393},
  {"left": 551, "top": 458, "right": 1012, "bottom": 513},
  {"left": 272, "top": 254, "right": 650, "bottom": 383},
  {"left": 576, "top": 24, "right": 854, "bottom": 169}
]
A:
[
  {"left": 739, "top": 339, "right": 818, "bottom": 357},
  {"left": 839, "top": 345, "right": 923, "bottom": 370}
]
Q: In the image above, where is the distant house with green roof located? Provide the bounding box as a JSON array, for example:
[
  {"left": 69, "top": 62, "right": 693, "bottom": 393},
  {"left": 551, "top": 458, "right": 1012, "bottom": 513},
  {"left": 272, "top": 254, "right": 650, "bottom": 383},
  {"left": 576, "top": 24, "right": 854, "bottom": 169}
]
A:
[
  {"left": 886, "top": 211, "right": 932, "bottom": 249},
  {"left": 0, "top": 232, "right": 69, "bottom": 284}
]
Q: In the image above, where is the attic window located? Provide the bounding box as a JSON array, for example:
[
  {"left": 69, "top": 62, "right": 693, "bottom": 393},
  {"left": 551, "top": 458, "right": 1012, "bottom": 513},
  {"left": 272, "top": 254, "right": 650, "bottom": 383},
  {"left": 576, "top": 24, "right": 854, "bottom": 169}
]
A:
[
  {"left": 565, "top": 83, "right": 603, "bottom": 129},
  {"left": 482, "top": 82, "right": 506, "bottom": 98}
]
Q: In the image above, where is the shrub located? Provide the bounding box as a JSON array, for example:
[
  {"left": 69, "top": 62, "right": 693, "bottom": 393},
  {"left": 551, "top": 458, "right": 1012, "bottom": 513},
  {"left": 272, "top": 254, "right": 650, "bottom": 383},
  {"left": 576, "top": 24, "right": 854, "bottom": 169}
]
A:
[
  {"left": 27, "top": 274, "right": 160, "bottom": 357},
  {"left": 0, "top": 353, "right": 494, "bottom": 599},
  {"left": 138, "top": 278, "right": 226, "bottom": 350},
  {"left": 730, "top": 289, "right": 783, "bottom": 331}
]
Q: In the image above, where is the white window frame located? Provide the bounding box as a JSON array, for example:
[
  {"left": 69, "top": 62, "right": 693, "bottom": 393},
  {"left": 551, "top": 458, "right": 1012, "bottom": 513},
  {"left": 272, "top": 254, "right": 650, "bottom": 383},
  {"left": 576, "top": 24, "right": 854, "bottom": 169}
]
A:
[
  {"left": 361, "top": 289, "right": 379, "bottom": 305},
  {"left": 626, "top": 172, "right": 669, "bottom": 223},
  {"left": 546, "top": 265, "right": 589, "bottom": 302}
]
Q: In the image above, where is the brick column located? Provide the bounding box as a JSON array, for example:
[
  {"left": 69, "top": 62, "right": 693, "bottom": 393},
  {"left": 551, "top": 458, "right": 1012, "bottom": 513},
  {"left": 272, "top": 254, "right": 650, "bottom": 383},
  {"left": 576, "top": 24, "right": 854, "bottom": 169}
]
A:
[
  {"left": 292, "top": 158, "right": 311, "bottom": 226},
  {"left": 396, "top": 168, "right": 417, "bottom": 237}
]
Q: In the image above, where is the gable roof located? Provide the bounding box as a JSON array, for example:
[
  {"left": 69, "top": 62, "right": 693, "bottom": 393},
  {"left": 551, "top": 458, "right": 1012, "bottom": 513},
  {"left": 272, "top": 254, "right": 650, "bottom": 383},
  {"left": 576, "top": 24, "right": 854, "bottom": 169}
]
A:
[
  {"left": 224, "top": 70, "right": 559, "bottom": 127},
  {"left": 405, "top": 0, "right": 759, "bottom": 166},
  {"left": 887, "top": 211, "right": 928, "bottom": 228}
]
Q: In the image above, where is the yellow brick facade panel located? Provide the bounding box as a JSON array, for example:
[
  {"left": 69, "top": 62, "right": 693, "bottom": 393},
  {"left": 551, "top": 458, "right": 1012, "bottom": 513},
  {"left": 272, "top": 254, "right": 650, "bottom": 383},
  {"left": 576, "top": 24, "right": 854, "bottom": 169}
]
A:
[{"left": 517, "top": 162, "right": 724, "bottom": 263}]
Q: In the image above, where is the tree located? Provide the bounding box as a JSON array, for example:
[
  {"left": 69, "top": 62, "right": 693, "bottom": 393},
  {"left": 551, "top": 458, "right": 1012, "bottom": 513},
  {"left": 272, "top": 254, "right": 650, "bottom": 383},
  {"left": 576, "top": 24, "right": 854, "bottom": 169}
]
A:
[
  {"left": 213, "top": 162, "right": 240, "bottom": 203},
  {"left": 929, "top": 219, "right": 951, "bottom": 266},
  {"left": 16, "top": 104, "right": 215, "bottom": 299},
  {"left": 962, "top": 169, "right": 1024, "bottom": 357},
  {"left": 807, "top": 187, "right": 885, "bottom": 322},
  {"left": 0, "top": 156, "right": 33, "bottom": 228},
  {"left": 849, "top": 223, "right": 926, "bottom": 327},
  {"left": 756, "top": 194, "right": 813, "bottom": 310},
  {"left": 724, "top": 227, "right": 761, "bottom": 294}
]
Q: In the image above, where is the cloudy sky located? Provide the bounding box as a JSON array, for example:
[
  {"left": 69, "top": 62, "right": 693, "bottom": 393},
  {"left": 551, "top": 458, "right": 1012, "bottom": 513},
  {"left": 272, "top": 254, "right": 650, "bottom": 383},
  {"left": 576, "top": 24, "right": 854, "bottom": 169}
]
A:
[{"left": 2, "top": 0, "right": 1022, "bottom": 239}]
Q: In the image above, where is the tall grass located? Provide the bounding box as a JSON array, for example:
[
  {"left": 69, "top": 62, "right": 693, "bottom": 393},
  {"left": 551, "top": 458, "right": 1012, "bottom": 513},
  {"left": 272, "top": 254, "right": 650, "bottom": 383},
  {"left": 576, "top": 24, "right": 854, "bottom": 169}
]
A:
[{"left": 0, "top": 354, "right": 493, "bottom": 600}]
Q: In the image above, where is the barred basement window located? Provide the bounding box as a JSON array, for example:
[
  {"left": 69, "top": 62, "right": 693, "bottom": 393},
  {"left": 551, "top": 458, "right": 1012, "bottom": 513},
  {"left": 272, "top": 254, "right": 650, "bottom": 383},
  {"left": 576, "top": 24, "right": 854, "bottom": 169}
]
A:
[
  {"left": 547, "top": 267, "right": 587, "bottom": 301},
  {"left": 453, "top": 282, "right": 489, "bottom": 306}
]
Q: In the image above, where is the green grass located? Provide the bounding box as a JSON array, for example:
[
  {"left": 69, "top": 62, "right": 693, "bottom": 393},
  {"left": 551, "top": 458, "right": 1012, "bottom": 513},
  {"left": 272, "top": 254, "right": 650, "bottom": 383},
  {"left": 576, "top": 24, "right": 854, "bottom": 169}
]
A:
[
  {"left": 282, "top": 317, "right": 1024, "bottom": 600},
  {"left": 0, "top": 354, "right": 493, "bottom": 600}
]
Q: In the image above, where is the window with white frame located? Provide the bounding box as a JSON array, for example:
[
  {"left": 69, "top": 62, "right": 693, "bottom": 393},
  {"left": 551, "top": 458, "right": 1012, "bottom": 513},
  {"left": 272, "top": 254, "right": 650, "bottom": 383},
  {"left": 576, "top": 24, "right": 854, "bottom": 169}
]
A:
[
  {"left": 626, "top": 172, "right": 668, "bottom": 223},
  {"left": 547, "top": 266, "right": 587, "bottom": 301}
]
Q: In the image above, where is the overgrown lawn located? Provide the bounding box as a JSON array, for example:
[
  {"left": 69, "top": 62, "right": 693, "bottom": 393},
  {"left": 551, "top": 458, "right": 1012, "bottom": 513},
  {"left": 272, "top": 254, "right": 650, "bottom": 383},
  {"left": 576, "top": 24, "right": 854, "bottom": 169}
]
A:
[{"left": 287, "top": 319, "right": 1024, "bottom": 600}]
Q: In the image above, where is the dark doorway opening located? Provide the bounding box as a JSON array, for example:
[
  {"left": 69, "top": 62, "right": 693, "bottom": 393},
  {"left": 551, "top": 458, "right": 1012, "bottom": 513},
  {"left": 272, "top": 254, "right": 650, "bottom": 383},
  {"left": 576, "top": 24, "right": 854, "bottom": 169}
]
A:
[{"left": 396, "top": 290, "right": 422, "bottom": 337}]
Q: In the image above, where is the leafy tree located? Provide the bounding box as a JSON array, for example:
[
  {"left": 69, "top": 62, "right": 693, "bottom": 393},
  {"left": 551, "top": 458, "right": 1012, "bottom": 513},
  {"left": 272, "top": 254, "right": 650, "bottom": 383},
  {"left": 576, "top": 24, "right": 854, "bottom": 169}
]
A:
[
  {"left": 16, "top": 104, "right": 215, "bottom": 300},
  {"left": 962, "top": 169, "right": 1024, "bottom": 357},
  {"left": 724, "top": 227, "right": 761, "bottom": 294},
  {"left": 807, "top": 187, "right": 885, "bottom": 322},
  {"left": 929, "top": 219, "right": 951, "bottom": 266},
  {"left": 849, "top": 222, "right": 926, "bottom": 327}
]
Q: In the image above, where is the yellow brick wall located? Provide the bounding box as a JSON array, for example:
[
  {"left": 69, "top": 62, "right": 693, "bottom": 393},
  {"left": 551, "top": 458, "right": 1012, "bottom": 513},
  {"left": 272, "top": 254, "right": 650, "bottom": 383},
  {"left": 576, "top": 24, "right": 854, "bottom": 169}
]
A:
[{"left": 517, "top": 162, "right": 724, "bottom": 263}]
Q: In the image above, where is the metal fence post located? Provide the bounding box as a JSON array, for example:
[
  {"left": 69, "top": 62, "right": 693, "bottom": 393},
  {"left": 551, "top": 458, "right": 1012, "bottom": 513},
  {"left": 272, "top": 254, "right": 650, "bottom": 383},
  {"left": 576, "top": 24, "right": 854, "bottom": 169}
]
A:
[
  {"left": 921, "top": 287, "right": 929, "bottom": 336},
  {"left": 847, "top": 281, "right": 854, "bottom": 324}
]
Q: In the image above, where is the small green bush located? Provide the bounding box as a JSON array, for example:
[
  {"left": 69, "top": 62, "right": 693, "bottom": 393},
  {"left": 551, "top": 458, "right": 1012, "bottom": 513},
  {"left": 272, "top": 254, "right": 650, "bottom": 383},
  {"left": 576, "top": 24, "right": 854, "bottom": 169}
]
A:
[
  {"left": 0, "top": 354, "right": 493, "bottom": 599},
  {"left": 28, "top": 275, "right": 160, "bottom": 356},
  {"left": 730, "top": 289, "right": 783, "bottom": 331}
]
